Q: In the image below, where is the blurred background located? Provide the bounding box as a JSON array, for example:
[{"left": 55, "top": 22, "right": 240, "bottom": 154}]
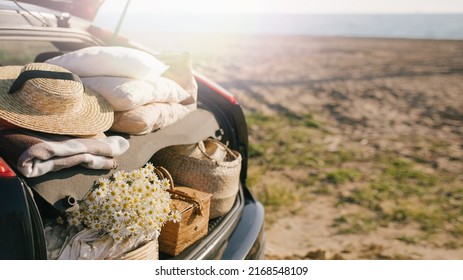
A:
[{"left": 92, "top": 0, "right": 463, "bottom": 259}]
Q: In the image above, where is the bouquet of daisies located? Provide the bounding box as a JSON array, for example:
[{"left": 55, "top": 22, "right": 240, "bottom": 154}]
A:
[{"left": 46, "top": 163, "right": 181, "bottom": 260}]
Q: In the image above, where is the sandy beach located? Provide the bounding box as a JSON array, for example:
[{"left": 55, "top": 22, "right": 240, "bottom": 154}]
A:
[{"left": 134, "top": 32, "right": 463, "bottom": 259}]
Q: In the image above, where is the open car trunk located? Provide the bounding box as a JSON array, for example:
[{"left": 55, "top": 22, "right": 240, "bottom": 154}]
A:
[
  {"left": 22, "top": 106, "right": 245, "bottom": 260},
  {"left": 0, "top": 5, "right": 264, "bottom": 258}
]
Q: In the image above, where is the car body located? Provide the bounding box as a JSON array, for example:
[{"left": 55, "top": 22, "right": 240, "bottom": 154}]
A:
[{"left": 0, "top": 0, "right": 265, "bottom": 260}]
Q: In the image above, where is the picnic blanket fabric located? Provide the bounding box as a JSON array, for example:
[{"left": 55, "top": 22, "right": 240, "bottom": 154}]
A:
[{"left": 0, "top": 128, "right": 129, "bottom": 177}]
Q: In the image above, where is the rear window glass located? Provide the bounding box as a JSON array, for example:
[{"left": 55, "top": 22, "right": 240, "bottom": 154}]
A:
[{"left": 0, "top": 40, "right": 59, "bottom": 65}]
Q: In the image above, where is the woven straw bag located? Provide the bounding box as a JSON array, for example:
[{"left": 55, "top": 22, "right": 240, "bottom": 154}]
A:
[
  {"left": 151, "top": 138, "right": 241, "bottom": 219},
  {"left": 106, "top": 239, "right": 159, "bottom": 260}
]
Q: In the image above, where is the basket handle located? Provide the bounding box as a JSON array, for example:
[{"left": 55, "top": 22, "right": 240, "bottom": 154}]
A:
[
  {"left": 198, "top": 138, "right": 240, "bottom": 161},
  {"left": 154, "top": 166, "right": 204, "bottom": 216}
]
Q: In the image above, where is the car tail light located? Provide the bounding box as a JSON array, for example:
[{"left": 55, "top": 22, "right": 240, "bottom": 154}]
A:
[
  {"left": 0, "top": 157, "right": 16, "bottom": 177},
  {"left": 194, "top": 74, "right": 239, "bottom": 105}
]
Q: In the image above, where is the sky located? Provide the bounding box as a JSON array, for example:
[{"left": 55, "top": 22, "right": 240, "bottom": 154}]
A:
[
  {"left": 97, "top": 0, "right": 463, "bottom": 16},
  {"left": 92, "top": 0, "right": 463, "bottom": 38}
]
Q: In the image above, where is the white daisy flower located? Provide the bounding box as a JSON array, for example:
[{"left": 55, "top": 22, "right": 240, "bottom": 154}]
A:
[{"left": 170, "top": 210, "right": 182, "bottom": 223}]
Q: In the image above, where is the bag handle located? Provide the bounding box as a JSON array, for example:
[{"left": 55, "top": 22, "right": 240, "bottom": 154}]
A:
[
  {"left": 154, "top": 166, "right": 204, "bottom": 216},
  {"left": 198, "top": 138, "right": 239, "bottom": 161}
]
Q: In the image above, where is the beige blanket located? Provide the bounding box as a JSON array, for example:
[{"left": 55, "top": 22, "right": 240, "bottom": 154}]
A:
[{"left": 0, "top": 128, "right": 129, "bottom": 177}]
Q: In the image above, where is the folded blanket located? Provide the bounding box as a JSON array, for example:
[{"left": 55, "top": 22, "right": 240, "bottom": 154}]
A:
[{"left": 0, "top": 129, "right": 129, "bottom": 177}]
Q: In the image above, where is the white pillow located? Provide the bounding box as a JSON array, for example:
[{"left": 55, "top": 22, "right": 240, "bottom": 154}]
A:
[
  {"left": 82, "top": 76, "right": 190, "bottom": 111},
  {"left": 46, "top": 46, "right": 168, "bottom": 80},
  {"left": 110, "top": 103, "right": 191, "bottom": 135}
]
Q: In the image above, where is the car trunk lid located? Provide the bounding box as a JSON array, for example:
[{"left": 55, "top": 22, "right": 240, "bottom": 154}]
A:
[{"left": 16, "top": 0, "right": 105, "bottom": 21}]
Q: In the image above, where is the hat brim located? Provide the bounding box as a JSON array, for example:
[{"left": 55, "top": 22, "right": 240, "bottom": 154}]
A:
[{"left": 0, "top": 66, "right": 114, "bottom": 136}]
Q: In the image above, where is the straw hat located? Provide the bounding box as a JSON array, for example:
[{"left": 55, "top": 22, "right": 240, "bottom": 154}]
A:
[{"left": 0, "top": 63, "right": 113, "bottom": 136}]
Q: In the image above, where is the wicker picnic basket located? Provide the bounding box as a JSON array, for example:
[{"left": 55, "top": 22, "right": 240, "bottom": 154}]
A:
[
  {"left": 151, "top": 138, "right": 241, "bottom": 219},
  {"left": 154, "top": 166, "right": 211, "bottom": 256}
]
